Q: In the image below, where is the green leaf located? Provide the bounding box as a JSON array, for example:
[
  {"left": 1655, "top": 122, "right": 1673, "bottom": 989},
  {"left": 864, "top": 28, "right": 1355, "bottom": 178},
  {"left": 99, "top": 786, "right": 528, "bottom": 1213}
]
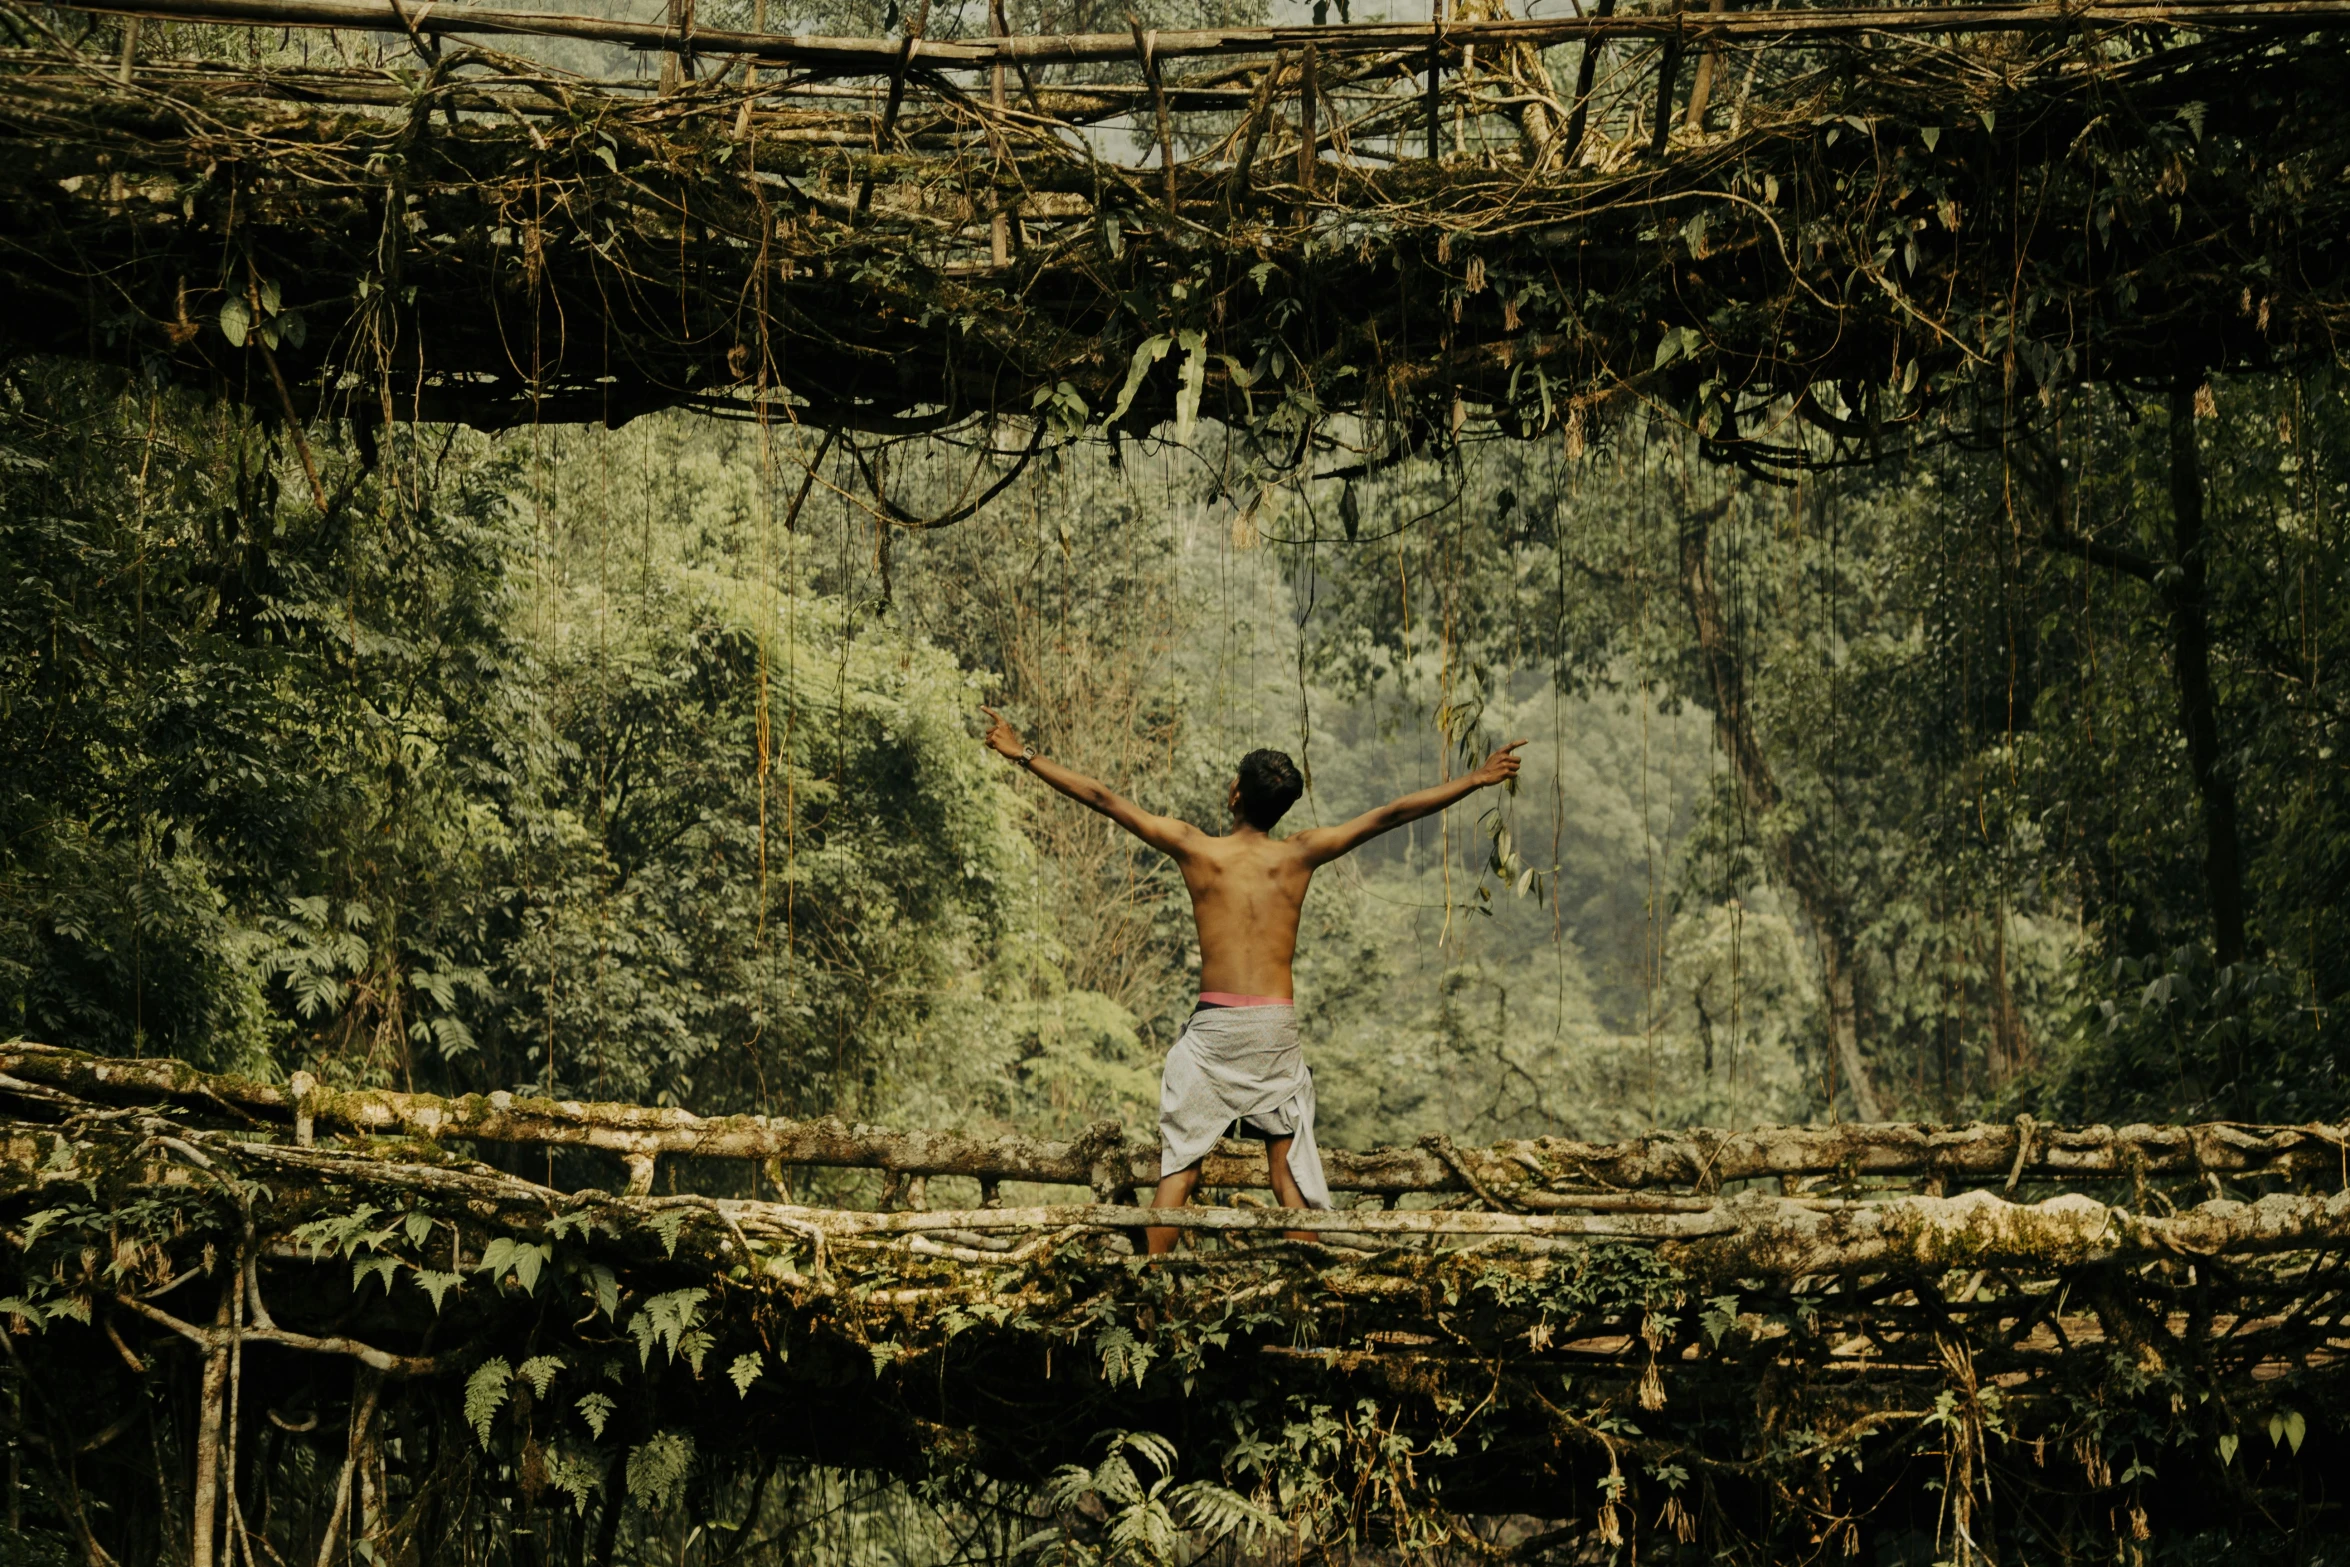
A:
[
  {"left": 519, "top": 1355, "right": 565, "bottom": 1397},
  {"left": 1919, "top": 126, "right": 1941, "bottom": 152},
  {"left": 477, "top": 1237, "right": 553, "bottom": 1292},
  {"left": 647, "top": 1210, "right": 687, "bottom": 1257},
  {"left": 1700, "top": 1294, "right": 1740, "bottom": 1347},
  {"left": 258, "top": 276, "right": 282, "bottom": 316},
  {"left": 402, "top": 1211, "right": 434, "bottom": 1250},
  {"left": 2285, "top": 1411, "right": 2306, "bottom": 1454},
  {"left": 220, "top": 296, "right": 250, "bottom": 347},
  {"left": 587, "top": 1263, "right": 619, "bottom": 1321},
  {"left": 2217, "top": 1433, "right": 2239, "bottom": 1466},
  {"left": 728, "top": 1353, "right": 764, "bottom": 1396},
  {"left": 0, "top": 1297, "right": 50, "bottom": 1330},
  {"left": 465, "top": 1358, "right": 512, "bottom": 1447},
  {"left": 1173, "top": 330, "right": 1206, "bottom": 446},
  {"left": 1106, "top": 335, "right": 1172, "bottom": 428},
  {"left": 594, "top": 143, "right": 618, "bottom": 172}
]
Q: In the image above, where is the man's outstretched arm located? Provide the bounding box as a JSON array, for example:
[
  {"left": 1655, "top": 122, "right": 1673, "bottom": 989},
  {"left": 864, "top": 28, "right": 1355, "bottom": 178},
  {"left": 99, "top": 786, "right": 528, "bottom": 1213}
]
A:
[
  {"left": 1290, "top": 740, "right": 1527, "bottom": 866},
  {"left": 980, "top": 707, "right": 1199, "bottom": 857}
]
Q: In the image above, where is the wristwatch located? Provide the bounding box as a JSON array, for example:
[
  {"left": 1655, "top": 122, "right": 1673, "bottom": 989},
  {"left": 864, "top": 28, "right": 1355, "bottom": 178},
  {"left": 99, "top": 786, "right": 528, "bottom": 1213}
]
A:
[{"left": 1019, "top": 745, "right": 1039, "bottom": 768}]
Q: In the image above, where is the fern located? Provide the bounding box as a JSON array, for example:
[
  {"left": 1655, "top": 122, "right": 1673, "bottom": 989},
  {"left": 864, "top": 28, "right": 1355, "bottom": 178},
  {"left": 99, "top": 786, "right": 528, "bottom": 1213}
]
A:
[
  {"left": 542, "top": 1444, "right": 605, "bottom": 1517},
  {"left": 1041, "top": 1464, "right": 1095, "bottom": 1512},
  {"left": 464, "top": 1358, "right": 512, "bottom": 1446},
  {"left": 575, "top": 1392, "right": 616, "bottom": 1440},
  {"left": 625, "top": 1430, "right": 695, "bottom": 1511},
  {"left": 412, "top": 1270, "right": 462, "bottom": 1312},
  {"left": 624, "top": 1288, "right": 709, "bottom": 1369},
  {"left": 1169, "top": 1480, "right": 1281, "bottom": 1541},
  {"left": 518, "top": 1355, "right": 564, "bottom": 1397},
  {"left": 351, "top": 1256, "right": 399, "bottom": 1298},
  {"left": 727, "top": 1353, "right": 763, "bottom": 1396},
  {"left": 1094, "top": 1324, "right": 1157, "bottom": 1388}
]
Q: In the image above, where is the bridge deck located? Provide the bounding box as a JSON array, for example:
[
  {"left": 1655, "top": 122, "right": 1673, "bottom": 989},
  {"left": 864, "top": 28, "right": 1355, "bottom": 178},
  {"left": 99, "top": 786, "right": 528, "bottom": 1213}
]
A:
[{"left": 2, "top": 1042, "right": 2344, "bottom": 1559}]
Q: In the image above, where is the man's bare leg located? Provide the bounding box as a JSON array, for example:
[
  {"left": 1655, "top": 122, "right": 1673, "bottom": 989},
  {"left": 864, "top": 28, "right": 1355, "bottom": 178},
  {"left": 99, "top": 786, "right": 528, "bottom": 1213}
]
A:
[
  {"left": 1264, "top": 1136, "right": 1314, "bottom": 1243},
  {"left": 1146, "top": 1166, "right": 1201, "bottom": 1255},
  {"left": 1148, "top": 1145, "right": 1313, "bottom": 1253}
]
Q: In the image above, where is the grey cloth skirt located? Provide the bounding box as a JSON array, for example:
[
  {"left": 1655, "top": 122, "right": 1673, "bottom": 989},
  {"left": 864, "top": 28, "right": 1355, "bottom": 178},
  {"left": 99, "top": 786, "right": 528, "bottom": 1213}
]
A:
[{"left": 1157, "top": 1004, "right": 1332, "bottom": 1209}]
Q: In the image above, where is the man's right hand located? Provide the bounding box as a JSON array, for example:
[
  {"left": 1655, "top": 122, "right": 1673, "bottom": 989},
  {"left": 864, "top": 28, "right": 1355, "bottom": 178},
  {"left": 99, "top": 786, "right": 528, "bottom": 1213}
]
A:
[
  {"left": 1475, "top": 740, "right": 1530, "bottom": 789},
  {"left": 980, "top": 706, "right": 1028, "bottom": 762}
]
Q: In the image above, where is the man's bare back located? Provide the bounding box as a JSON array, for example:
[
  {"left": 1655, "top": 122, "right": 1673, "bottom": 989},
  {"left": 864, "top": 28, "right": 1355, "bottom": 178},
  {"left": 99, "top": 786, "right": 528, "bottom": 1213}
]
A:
[{"left": 980, "top": 708, "right": 1524, "bottom": 1248}]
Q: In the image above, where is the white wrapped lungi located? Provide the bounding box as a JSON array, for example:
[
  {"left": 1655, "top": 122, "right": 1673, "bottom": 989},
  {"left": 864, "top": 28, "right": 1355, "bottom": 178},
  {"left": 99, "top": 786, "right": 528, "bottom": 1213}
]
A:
[{"left": 1157, "top": 1004, "right": 1331, "bottom": 1209}]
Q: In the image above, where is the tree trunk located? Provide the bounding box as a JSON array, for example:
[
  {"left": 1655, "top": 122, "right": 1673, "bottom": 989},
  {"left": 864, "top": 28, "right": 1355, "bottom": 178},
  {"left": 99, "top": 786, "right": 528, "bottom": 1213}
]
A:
[
  {"left": 1679, "top": 496, "right": 1885, "bottom": 1121},
  {"left": 2164, "top": 386, "right": 2248, "bottom": 965}
]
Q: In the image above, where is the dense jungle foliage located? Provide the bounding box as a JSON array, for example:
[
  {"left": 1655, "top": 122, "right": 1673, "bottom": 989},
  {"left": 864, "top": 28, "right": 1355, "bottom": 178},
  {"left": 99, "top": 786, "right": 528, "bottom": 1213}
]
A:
[
  {"left": 2, "top": 348, "right": 2347, "bottom": 1567},
  {"left": 5, "top": 353, "right": 2346, "bottom": 1144}
]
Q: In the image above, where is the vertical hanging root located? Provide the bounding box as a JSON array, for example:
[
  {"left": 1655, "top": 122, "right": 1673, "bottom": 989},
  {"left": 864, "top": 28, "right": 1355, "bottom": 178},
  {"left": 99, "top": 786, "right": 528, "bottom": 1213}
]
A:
[
  {"left": 315, "top": 1367, "right": 383, "bottom": 1567},
  {"left": 191, "top": 1287, "right": 232, "bottom": 1567}
]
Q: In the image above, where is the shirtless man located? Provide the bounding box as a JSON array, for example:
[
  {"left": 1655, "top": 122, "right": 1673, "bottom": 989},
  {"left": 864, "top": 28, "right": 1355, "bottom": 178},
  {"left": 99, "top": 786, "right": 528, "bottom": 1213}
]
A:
[{"left": 980, "top": 708, "right": 1526, "bottom": 1253}]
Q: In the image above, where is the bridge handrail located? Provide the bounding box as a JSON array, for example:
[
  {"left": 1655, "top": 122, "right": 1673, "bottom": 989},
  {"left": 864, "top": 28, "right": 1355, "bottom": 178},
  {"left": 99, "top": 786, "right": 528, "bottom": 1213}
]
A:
[{"left": 3, "top": 1042, "right": 2341, "bottom": 1203}]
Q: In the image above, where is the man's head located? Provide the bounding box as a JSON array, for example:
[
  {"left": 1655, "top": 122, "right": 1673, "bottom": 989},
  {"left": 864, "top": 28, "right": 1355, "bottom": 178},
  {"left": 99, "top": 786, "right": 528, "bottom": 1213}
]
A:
[{"left": 1230, "top": 748, "right": 1305, "bottom": 831}]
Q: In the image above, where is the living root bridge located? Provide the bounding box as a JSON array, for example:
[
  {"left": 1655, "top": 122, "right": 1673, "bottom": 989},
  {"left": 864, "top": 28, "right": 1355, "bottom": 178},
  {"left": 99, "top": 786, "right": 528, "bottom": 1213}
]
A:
[
  {"left": 4, "top": 0, "right": 2347, "bottom": 451},
  {"left": 9, "top": 1042, "right": 2344, "bottom": 1200},
  {"left": 63, "top": 0, "right": 2350, "bottom": 70},
  {"left": 2, "top": 1050, "right": 2347, "bottom": 1563}
]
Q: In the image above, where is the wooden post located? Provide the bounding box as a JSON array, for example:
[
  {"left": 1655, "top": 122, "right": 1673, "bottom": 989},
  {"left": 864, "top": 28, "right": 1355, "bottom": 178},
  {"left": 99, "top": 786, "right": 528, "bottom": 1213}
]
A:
[
  {"left": 990, "top": 0, "right": 1010, "bottom": 265},
  {"left": 1296, "top": 42, "right": 1318, "bottom": 200},
  {"left": 1649, "top": 0, "right": 1685, "bottom": 153},
  {"left": 854, "top": 0, "right": 930, "bottom": 217},
  {"left": 735, "top": 0, "right": 766, "bottom": 136},
  {"left": 1682, "top": 0, "right": 1727, "bottom": 131},
  {"left": 1227, "top": 48, "right": 1284, "bottom": 213},
  {"left": 1426, "top": 0, "right": 1445, "bottom": 162},
  {"left": 660, "top": 0, "right": 694, "bottom": 93},
  {"left": 1557, "top": 0, "right": 1614, "bottom": 168},
  {"left": 289, "top": 1071, "right": 316, "bottom": 1147},
  {"left": 1130, "top": 18, "right": 1179, "bottom": 210}
]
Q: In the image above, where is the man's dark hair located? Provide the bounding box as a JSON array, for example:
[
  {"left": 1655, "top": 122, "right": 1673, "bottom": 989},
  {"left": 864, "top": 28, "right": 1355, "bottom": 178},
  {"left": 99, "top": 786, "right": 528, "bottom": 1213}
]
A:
[{"left": 1235, "top": 749, "right": 1305, "bottom": 830}]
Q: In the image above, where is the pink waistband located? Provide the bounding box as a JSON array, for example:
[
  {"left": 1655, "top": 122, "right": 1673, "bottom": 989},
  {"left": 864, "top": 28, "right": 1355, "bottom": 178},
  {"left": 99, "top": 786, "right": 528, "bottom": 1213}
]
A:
[{"left": 1198, "top": 991, "right": 1294, "bottom": 1008}]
